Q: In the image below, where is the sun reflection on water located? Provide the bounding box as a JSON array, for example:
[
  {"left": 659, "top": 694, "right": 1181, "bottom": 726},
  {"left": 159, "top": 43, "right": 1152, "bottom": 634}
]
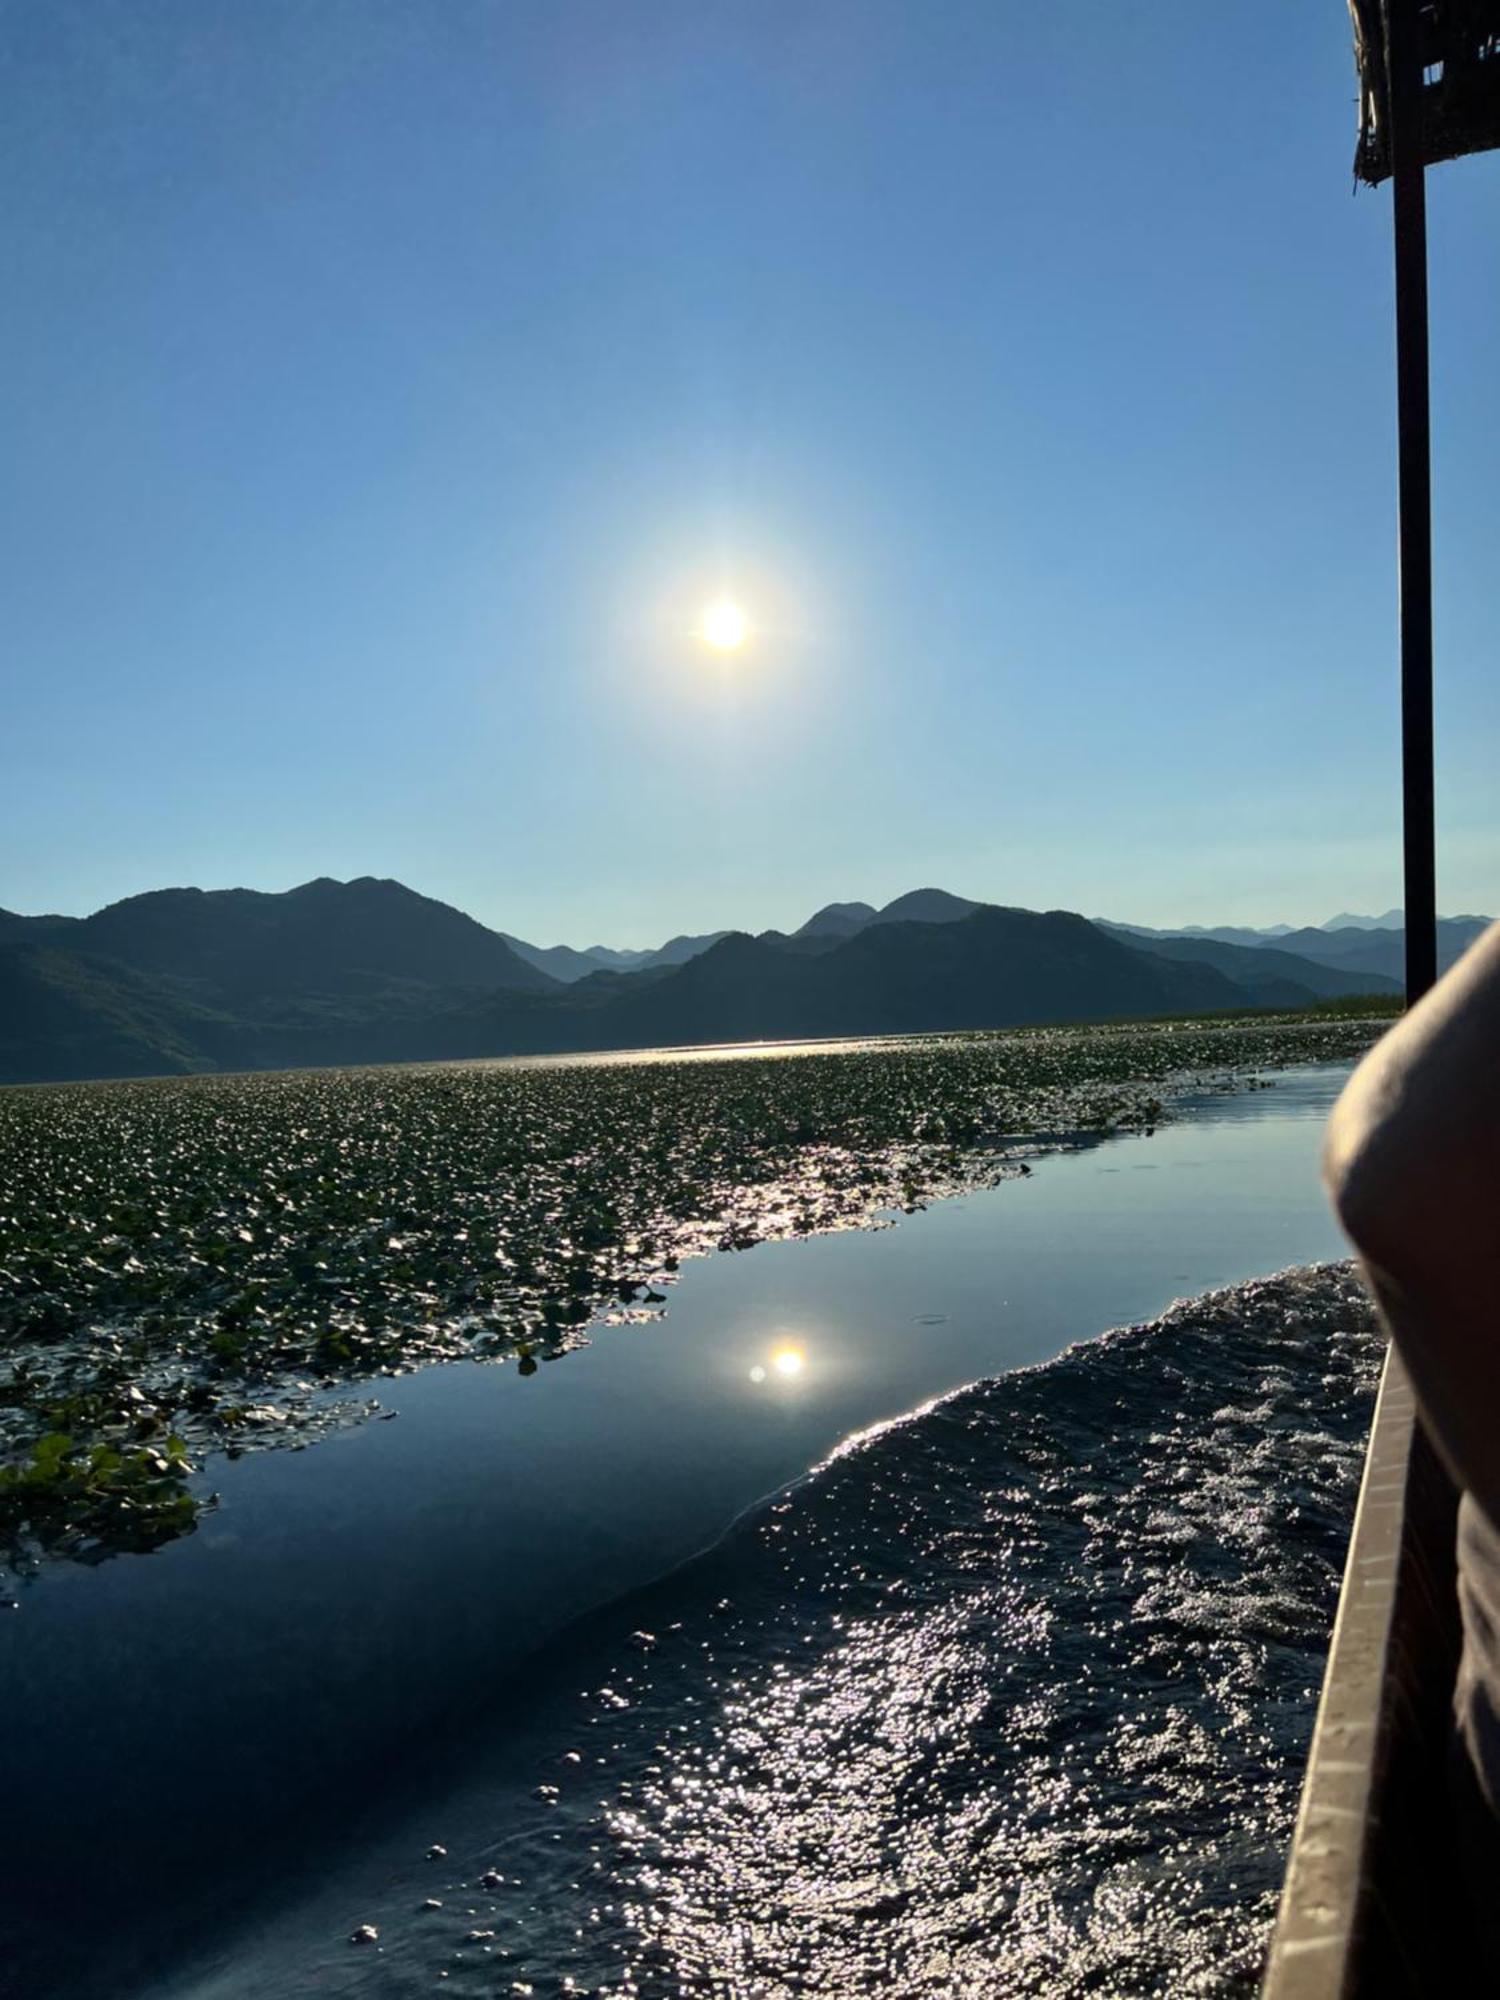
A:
[
  {"left": 489, "top": 1270, "right": 1379, "bottom": 1997},
  {"left": 750, "top": 1341, "right": 808, "bottom": 1385}
]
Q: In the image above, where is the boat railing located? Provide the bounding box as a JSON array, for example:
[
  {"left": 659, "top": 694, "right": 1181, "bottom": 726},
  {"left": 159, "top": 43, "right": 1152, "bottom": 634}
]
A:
[{"left": 1262, "top": 1347, "right": 1479, "bottom": 1996}]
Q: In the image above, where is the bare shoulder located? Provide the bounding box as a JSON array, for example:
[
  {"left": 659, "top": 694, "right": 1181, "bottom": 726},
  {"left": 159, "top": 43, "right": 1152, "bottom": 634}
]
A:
[{"left": 1324, "top": 923, "right": 1500, "bottom": 1280}]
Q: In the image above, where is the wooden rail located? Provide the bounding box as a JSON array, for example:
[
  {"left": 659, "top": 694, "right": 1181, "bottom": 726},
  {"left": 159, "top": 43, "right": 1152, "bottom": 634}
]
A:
[{"left": 1263, "top": 1348, "right": 1477, "bottom": 1997}]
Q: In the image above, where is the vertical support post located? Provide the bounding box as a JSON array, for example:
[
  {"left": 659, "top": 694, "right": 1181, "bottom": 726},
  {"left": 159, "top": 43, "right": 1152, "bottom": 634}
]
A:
[{"left": 1387, "top": 0, "right": 1437, "bottom": 1004}]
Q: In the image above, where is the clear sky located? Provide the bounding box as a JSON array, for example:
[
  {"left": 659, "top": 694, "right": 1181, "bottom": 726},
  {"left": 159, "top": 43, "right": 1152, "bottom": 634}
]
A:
[{"left": 3, "top": 1, "right": 1496, "bottom": 947}]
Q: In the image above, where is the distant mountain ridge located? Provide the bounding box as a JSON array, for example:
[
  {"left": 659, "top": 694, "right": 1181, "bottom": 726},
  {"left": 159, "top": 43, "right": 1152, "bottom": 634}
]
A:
[
  {"left": 0, "top": 873, "right": 1433, "bottom": 1086},
  {"left": 1105, "top": 931, "right": 1404, "bottom": 1004},
  {"left": 505, "top": 888, "right": 983, "bottom": 975},
  {"left": 471, "top": 892, "right": 1495, "bottom": 987},
  {"left": 500, "top": 929, "right": 732, "bottom": 984},
  {"left": 1098, "top": 913, "right": 1488, "bottom": 984},
  {"left": 1323, "top": 910, "right": 1404, "bottom": 931},
  {"left": 520, "top": 906, "right": 1254, "bottom": 1050}
]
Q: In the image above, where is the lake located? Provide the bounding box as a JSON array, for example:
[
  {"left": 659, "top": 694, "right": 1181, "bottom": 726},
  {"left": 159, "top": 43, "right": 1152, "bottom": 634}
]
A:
[{"left": 0, "top": 1050, "right": 1382, "bottom": 1998}]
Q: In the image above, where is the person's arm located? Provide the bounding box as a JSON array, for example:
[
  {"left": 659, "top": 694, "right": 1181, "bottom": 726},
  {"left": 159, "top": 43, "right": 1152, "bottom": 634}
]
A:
[{"left": 1324, "top": 922, "right": 1500, "bottom": 1526}]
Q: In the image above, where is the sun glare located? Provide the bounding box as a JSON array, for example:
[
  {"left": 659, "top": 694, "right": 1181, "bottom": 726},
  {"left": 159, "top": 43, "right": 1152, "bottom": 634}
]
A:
[{"left": 699, "top": 599, "right": 749, "bottom": 651}]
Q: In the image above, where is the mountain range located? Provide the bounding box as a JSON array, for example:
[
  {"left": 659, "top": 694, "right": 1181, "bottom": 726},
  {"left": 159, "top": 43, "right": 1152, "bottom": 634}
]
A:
[
  {"left": 1, "top": 876, "right": 1485, "bottom": 1086},
  {"left": 497, "top": 928, "right": 732, "bottom": 983},
  {"left": 1098, "top": 913, "right": 1487, "bottom": 982}
]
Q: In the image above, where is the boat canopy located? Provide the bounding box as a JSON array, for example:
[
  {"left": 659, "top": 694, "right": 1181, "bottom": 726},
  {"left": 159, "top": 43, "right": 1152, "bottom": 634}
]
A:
[{"left": 1350, "top": 0, "right": 1500, "bottom": 182}]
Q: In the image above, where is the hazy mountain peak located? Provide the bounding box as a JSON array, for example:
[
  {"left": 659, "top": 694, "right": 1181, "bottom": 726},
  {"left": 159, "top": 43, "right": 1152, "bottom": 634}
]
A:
[
  {"left": 874, "top": 888, "right": 984, "bottom": 926},
  {"left": 795, "top": 900, "right": 878, "bottom": 939},
  {"left": 1322, "top": 909, "right": 1405, "bottom": 931},
  {"left": 501, "top": 927, "right": 729, "bottom": 982},
  {"left": 642, "top": 930, "right": 730, "bottom": 971}
]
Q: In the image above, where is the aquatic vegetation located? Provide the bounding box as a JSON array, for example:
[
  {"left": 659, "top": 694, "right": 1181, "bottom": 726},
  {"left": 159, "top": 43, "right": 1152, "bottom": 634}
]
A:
[
  {"left": 0, "top": 1009, "right": 1387, "bottom": 1577},
  {"left": 0, "top": 1429, "right": 197, "bottom": 1565}
]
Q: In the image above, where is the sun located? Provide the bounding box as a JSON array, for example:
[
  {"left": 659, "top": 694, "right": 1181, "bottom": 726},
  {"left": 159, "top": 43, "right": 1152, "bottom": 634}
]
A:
[{"left": 699, "top": 599, "right": 749, "bottom": 651}]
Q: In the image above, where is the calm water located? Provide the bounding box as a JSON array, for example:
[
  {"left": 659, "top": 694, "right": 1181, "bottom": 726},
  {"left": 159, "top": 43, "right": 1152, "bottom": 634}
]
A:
[{"left": 1, "top": 1064, "right": 1375, "bottom": 1998}]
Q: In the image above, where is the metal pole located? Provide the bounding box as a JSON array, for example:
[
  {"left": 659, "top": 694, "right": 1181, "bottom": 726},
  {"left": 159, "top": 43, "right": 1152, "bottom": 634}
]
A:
[{"left": 1387, "top": 0, "right": 1438, "bottom": 1004}]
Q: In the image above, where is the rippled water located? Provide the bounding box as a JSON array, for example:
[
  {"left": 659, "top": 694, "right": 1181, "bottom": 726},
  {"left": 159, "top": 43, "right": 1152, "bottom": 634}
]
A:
[
  {"left": 1, "top": 1054, "right": 1382, "bottom": 1999},
  {"left": 162, "top": 1264, "right": 1379, "bottom": 2000}
]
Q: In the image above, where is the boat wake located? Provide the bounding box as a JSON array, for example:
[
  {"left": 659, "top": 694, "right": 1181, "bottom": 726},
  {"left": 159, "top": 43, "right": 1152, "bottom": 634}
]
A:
[{"left": 198, "top": 1262, "right": 1382, "bottom": 1999}]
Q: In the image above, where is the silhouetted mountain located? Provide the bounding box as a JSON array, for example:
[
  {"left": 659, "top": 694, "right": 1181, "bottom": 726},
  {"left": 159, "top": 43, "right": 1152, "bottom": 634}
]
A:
[
  {"left": 789, "top": 887, "right": 983, "bottom": 942},
  {"left": 1177, "top": 922, "right": 1295, "bottom": 942},
  {"left": 650, "top": 930, "right": 731, "bottom": 968},
  {"left": 12, "top": 878, "right": 555, "bottom": 998},
  {"left": 1, "top": 876, "right": 1417, "bottom": 1086},
  {"left": 1105, "top": 930, "right": 1400, "bottom": 1002},
  {"left": 1262, "top": 918, "right": 1487, "bottom": 980},
  {"left": 795, "top": 901, "right": 878, "bottom": 941},
  {"left": 0, "top": 940, "right": 232, "bottom": 1082},
  {"left": 501, "top": 929, "right": 728, "bottom": 983},
  {"left": 425, "top": 908, "right": 1264, "bottom": 1058},
  {"left": 1100, "top": 919, "right": 1297, "bottom": 947},
  {"left": 1323, "top": 909, "right": 1405, "bottom": 931},
  {"left": 1099, "top": 912, "right": 1489, "bottom": 981},
  {"left": 580, "top": 944, "right": 652, "bottom": 973},
  {"left": 509, "top": 883, "right": 1437, "bottom": 985},
  {"left": 0, "top": 878, "right": 557, "bottom": 1082},
  {"left": 500, "top": 934, "right": 670, "bottom": 982},
  {"left": 499, "top": 935, "right": 609, "bottom": 983},
  {"left": 870, "top": 888, "right": 983, "bottom": 928}
]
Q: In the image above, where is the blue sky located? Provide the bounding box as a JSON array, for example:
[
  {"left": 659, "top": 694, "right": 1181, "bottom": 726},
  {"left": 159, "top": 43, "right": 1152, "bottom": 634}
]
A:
[{"left": 2, "top": 1, "right": 1496, "bottom": 947}]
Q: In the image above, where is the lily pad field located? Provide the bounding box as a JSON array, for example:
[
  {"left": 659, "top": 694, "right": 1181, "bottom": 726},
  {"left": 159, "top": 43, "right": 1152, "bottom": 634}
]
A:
[{"left": 0, "top": 1007, "right": 1391, "bottom": 1583}]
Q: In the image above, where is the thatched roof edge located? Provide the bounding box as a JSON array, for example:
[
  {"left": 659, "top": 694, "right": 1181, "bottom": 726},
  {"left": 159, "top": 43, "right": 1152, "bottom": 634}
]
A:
[{"left": 1351, "top": 0, "right": 1500, "bottom": 185}]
